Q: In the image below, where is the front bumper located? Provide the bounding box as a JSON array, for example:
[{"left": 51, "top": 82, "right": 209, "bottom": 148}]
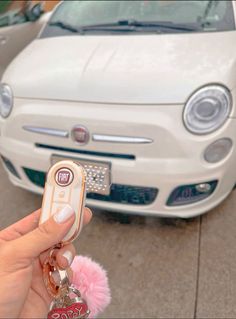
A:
[{"left": 1, "top": 98, "right": 236, "bottom": 218}]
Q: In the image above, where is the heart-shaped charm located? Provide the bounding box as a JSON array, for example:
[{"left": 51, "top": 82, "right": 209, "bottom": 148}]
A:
[{"left": 48, "top": 301, "right": 89, "bottom": 319}]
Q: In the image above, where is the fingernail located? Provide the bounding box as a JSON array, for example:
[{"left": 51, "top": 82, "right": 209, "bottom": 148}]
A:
[
  {"left": 62, "top": 250, "right": 73, "bottom": 266},
  {"left": 54, "top": 205, "right": 74, "bottom": 224}
]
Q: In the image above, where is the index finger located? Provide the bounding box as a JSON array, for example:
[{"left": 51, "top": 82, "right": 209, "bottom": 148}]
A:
[{"left": 0, "top": 207, "right": 92, "bottom": 242}]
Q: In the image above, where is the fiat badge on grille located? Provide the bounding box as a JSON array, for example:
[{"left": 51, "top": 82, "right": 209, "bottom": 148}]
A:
[{"left": 72, "top": 125, "right": 89, "bottom": 145}]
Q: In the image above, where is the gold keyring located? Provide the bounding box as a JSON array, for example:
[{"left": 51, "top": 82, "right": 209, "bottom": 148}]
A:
[{"left": 43, "top": 246, "right": 70, "bottom": 298}]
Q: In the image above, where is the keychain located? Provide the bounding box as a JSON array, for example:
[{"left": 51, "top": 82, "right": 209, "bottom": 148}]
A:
[
  {"left": 44, "top": 247, "right": 90, "bottom": 319},
  {"left": 40, "top": 160, "right": 111, "bottom": 318},
  {"left": 40, "top": 161, "right": 89, "bottom": 318}
]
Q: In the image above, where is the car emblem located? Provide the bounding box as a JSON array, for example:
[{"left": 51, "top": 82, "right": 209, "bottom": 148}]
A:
[
  {"left": 72, "top": 125, "right": 90, "bottom": 145},
  {"left": 55, "top": 168, "right": 74, "bottom": 186}
]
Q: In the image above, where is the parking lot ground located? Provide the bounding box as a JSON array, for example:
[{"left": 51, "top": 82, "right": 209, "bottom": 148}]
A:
[
  {"left": 0, "top": 163, "right": 236, "bottom": 318},
  {"left": 196, "top": 192, "right": 236, "bottom": 319}
]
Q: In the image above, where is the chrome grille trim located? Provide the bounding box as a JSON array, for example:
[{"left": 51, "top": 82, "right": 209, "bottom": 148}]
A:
[
  {"left": 23, "top": 126, "right": 69, "bottom": 138},
  {"left": 92, "top": 134, "right": 153, "bottom": 144}
]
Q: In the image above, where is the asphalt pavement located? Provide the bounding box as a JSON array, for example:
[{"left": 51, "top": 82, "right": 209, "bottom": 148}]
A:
[{"left": 1, "top": 163, "right": 236, "bottom": 318}]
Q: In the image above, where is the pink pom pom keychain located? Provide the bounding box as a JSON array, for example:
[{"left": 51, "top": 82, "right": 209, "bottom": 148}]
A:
[
  {"left": 45, "top": 251, "right": 111, "bottom": 319},
  {"left": 71, "top": 256, "right": 111, "bottom": 318}
]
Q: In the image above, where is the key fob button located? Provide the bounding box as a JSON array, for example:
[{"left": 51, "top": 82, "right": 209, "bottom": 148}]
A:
[{"left": 54, "top": 186, "right": 71, "bottom": 203}]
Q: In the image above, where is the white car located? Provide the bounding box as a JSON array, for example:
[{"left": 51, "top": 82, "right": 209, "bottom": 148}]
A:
[{"left": 1, "top": 0, "right": 236, "bottom": 218}]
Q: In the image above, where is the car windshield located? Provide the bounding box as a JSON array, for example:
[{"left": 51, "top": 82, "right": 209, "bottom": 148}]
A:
[{"left": 41, "top": 0, "right": 235, "bottom": 38}]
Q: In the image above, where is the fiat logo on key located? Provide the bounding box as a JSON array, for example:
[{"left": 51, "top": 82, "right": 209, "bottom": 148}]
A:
[
  {"left": 72, "top": 125, "right": 89, "bottom": 145},
  {"left": 55, "top": 168, "right": 74, "bottom": 186}
]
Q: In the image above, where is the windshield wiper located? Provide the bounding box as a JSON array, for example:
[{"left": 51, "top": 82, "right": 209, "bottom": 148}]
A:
[
  {"left": 48, "top": 21, "right": 79, "bottom": 33},
  {"left": 48, "top": 19, "right": 199, "bottom": 34},
  {"left": 79, "top": 19, "right": 199, "bottom": 32},
  {"left": 48, "top": 20, "right": 133, "bottom": 34}
]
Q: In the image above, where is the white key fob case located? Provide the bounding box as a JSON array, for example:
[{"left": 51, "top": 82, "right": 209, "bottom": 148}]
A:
[{"left": 40, "top": 160, "right": 86, "bottom": 244}]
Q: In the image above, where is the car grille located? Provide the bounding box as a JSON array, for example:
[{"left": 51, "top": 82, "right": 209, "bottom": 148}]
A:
[
  {"left": 35, "top": 143, "right": 135, "bottom": 160},
  {"left": 23, "top": 167, "right": 158, "bottom": 206}
]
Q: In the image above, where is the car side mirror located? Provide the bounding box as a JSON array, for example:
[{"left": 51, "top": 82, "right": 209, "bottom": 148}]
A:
[{"left": 26, "top": 2, "right": 44, "bottom": 22}]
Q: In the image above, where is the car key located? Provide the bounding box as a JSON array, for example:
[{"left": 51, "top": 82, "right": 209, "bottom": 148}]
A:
[
  {"left": 41, "top": 160, "right": 90, "bottom": 318},
  {"left": 40, "top": 160, "right": 86, "bottom": 244}
]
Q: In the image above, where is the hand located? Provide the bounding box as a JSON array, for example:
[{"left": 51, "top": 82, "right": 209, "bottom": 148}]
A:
[{"left": 0, "top": 206, "right": 92, "bottom": 319}]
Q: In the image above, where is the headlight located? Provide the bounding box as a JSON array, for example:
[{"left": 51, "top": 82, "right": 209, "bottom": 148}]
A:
[
  {"left": 0, "top": 83, "right": 13, "bottom": 118},
  {"left": 183, "top": 85, "right": 232, "bottom": 134}
]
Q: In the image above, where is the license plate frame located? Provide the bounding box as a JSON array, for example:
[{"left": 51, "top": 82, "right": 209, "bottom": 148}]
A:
[{"left": 51, "top": 154, "right": 111, "bottom": 195}]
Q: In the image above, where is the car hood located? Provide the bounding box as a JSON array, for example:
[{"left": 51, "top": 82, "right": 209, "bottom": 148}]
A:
[{"left": 3, "top": 31, "right": 236, "bottom": 104}]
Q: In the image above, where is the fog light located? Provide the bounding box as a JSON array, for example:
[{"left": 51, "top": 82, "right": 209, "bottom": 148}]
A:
[
  {"left": 1, "top": 155, "right": 20, "bottom": 179},
  {"left": 204, "top": 138, "right": 232, "bottom": 163},
  {"left": 167, "top": 180, "right": 217, "bottom": 206},
  {"left": 195, "top": 183, "right": 212, "bottom": 193}
]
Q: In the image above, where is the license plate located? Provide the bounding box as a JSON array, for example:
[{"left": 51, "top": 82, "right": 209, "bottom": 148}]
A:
[{"left": 51, "top": 155, "right": 111, "bottom": 195}]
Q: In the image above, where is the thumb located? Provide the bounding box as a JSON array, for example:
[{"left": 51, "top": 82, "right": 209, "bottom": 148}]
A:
[{"left": 14, "top": 205, "right": 75, "bottom": 259}]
